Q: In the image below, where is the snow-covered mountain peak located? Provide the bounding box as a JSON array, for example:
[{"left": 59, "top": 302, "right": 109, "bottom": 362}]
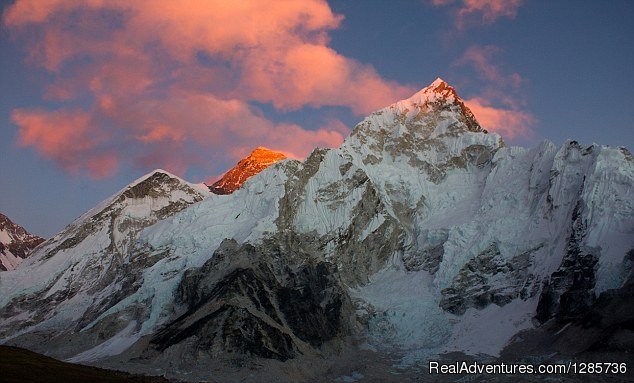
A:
[
  {"left": 247, "top": 147, "right": 287, "bottom": 164},
  {"left": 14, "top": 167, "right": 209, "bottom": 274},
  {"left": 69, "top": 169, "right": 209, "bottom": 225},
  {"left": 339, "top": 78, "right": 501, "bottom": 195},
  {"left": 0, "top": 213, "right": 44, "bottom": 271},
  {"left": 345, "top": 78, "right": 486, "bottom": 148},
  {"left": 405, "top": 77, "right": 457, "bottom": 103},
  {"left": 129, "top": 168, "right": 177, "bottom": 185},
  {"left": 121, "top": 170, "right": 198, "bottom": 200},
  {"left": 431, "top": 76, "right": 448, "bottom": 87},
  {"left": 251, "top": 146, "right": 277, "bottom": 154},
  {"left": 126, "top": 169, "right": 208, "bottom": 193},
  {"left": 393, "top": 78, "right": 482, "bottom": 133},
  {"left": 209, "top": 147, "right": 287, "bottom": 195}
]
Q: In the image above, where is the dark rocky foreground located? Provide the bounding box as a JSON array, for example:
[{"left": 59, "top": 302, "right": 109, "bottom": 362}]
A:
[
  {"left": 0, "top": 345, "right": 169, "bottom": 383},
  {"left": 12, "top": 344, "right": 630, "bottom": 383}
]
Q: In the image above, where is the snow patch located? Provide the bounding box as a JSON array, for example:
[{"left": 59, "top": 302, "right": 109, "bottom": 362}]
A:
[{"left": 67, "top": 321, "right": 139, "bottom": 363}]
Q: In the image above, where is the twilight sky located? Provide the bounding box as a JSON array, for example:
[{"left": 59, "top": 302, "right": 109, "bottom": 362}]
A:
[{"left": 1, "top": 0, "right": 633, "bottom": 238}]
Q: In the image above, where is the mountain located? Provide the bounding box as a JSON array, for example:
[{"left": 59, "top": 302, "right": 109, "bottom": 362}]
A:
[
  {"left": 0, "top": 213, "right": 44, "bottom": 271},
  {"left": 209, "top": 147, "right": 287, "bottom": 194},
  {"left": 0, "top": 79, "right": 632, "bottom": 382},
  {"left": 0, "top": 170, "right": 208, "bottom": 352}
]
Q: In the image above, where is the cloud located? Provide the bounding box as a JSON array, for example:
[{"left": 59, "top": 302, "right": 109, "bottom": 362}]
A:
[
  {"left": 431, "top": 0, "right": 523, "bottom": 29},
  {"left": 3, "top": 0, "right": 414, "bottom": 178},
  {"left": 454, "top": 45, "right": 535, "bottom": 139},
  {"left": 463, "top": 97, "right": 533, "bottom": 139},
  {"left": 11, "top": 108, "right": 119, "bottom": 178},
  {"left": 457, "top": 45, "right": 522, "bottom": 90},
  {"left": 239, "top": 43, "right": 411, "bottom": 115}
]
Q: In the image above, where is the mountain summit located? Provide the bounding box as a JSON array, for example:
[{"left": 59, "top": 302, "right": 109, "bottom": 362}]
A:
[
  {"left": 407, "top": 77, "right": 460, "bottom": 102},
  {"left": 209, "top": 147, "right": 287, "bottom": 194},
  {"left": 389, "top": 77, "right": 483, "bottom": 134}
]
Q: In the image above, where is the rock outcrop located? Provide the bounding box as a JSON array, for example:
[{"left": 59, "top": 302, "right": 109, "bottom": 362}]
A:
[
  {"left": 0, "top": 213, "right": 44, "bottom": 271},
  {"left": 148, "top": 238, "right": 353, "bottom": 364}
]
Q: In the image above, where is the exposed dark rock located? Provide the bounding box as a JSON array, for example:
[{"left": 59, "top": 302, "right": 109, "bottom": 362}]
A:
[
  {"left": 338, "top": 162, "right": 353, "bottom": 176},
  {"left": 461, "top": 144, "right": 493, "bottom": 167},
  {"left": 0, "top": 213, "right": 45, "bottom": 271},
  {"left": 403, "top": 231, "right": 449, "bottom": 273},
  {"left": 272, "top": 148, "right": 401, "bottom": 286},
  {"left": 430, "top": 80, "right": 483, "bottom": 134},
  {"left": 405, "top": 243, "right": 445, "bottom": 273},
  {"left": 277, "top": 262, "right": 344, "bottom": 347},
  {"left": 149, "top": 238, "right": 353, "bottom": 362},
  {"left": 535, "top": 202, "right": 598, "bottom": 323},
  {"left": 440, "top": 243, "right": 539, "bottom": 315},
  {"left": 501, "top": 256, "right": 634, "bottom": 364},
  {"left": 316, "top": 169, "right": 369, "bottom": 208},
  {"left": 274, "top": 148, "right": 328, "bottom": 232},
  {"left": 332, "top": 181, "right": 403, "bottom": 286}
]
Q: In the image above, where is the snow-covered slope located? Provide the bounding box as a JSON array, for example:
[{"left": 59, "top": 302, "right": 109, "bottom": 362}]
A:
[
  {"left": 0, "top": 213, "right": 44, "bottom": 271},
  {"left": 209, "top": 146, "right": 287, "bottom": 194},
  {"left": 0, "top": 170, "right": 208, "bottom": 347},
  {"left": 0, "top": 79, "right": 632, "bottom": 378}
]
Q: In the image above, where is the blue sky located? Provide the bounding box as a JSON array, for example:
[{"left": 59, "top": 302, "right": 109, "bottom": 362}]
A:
[{"left": 1, "top": 0, "right": 633, "bottom": 237}]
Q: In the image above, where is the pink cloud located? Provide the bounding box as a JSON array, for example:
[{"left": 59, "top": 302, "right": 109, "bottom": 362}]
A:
[
  {"left": 430, "top": 0, "right": 455, "bottom": 5},
  {"left": 12, "top": 108, "right": 118, "bottom": 178},
  {"left": 240, "top": 43, "right": 412, "bottom": 115},
  {"left": 431, "top": 0, "right": 523, "bottom": 29},
  {"left": 85, "top": 153, "right": 120, "bottom": 179},
  {"left": 317, "top": 118, "right": 352, "bottom": 137},
  {"left": 261, "top": 123, "right": 347, "bottom": 160},
  {"left": 454, "top": 45, "right": 535, "bottom": 139},
  {"left": 137, "top": 125, "right": 186, "bottom": 144},
  {"left": 458, "top": 45, "right": 523, "bottom": 90},
  {"left": 464, "top": 97, "right": 533, "bottom": 139},
  {"left": 3, "top": 0, "right": 413, "bottom": 179},
  {"left": 3, "top": 0, "right": 66, "bottom": 26}
]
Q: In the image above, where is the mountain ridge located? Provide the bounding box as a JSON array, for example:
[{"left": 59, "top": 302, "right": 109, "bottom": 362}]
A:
[{"left": 0, "top": 79, "right": 631, "bottom": 382}]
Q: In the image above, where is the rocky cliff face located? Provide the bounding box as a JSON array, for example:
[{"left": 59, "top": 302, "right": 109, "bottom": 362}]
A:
[
  {"left": 0, "top": 213, "right": 44, "bottom": 271},
  {"left": 0, "top": 79, "right": 631, "bottom": 381},
  {"left": 147, "top": 238, "right": 353, "bottom": 365},
  {"left": 501, "top": 250, "right": 634, "bottom": 366},
  {"left": 209, "top": 147, "right": 287, "bottom": 195}
]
